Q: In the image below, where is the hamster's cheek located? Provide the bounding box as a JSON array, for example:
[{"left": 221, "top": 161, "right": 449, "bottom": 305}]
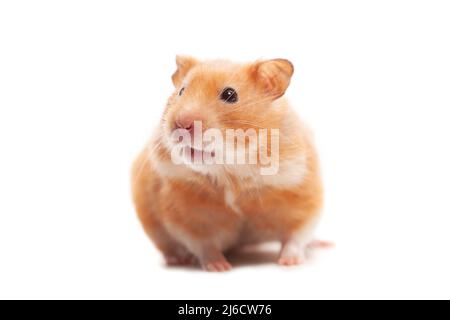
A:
[
  {"left": 161, "top": 116, "right": 173, "bottom": 139},
  {"left": 163, "top": 108, "right": 178, "bottom": 133}
]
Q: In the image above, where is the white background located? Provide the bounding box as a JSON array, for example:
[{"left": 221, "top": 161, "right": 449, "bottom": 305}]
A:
[{"left": 1, "top": 0, "right": 449, "bottom": 300}]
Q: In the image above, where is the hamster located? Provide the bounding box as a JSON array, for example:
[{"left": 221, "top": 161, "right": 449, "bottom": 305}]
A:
[{"left": 132, "top": 56, "right": 329, "bottom": 272}]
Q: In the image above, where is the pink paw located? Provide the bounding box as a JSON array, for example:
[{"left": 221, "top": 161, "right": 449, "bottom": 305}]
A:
[
  {"left": 202, "top": 260, "right": 232, "bottom": 272},
  {"left": 278, "top": 256, "right": 303, "bottom": 266}
]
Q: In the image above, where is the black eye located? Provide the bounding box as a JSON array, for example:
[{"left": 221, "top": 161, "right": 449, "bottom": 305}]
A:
[
  {"left": 220, "top": 87, "right": 238, "bottom": 103},
  {"left": 179, "top": 87, "right": 185, "bottom": 96}
]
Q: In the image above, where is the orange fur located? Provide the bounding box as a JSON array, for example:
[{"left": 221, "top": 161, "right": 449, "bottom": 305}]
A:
[{"left": 131, "top": 56, "right": 324, "bottom": 271}]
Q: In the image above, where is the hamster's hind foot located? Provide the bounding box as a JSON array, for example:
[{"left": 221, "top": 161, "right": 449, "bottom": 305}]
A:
[
  {"left": 278, "top": 239, "right": 334, "bottom": 266},
  {"left": 278, "top": 239, "right": 305, "bottom": 266}
]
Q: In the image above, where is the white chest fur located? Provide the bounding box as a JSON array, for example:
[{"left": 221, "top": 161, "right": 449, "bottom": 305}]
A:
[{"left": 224, "top": 188, "right": 242, "bottom": 215}]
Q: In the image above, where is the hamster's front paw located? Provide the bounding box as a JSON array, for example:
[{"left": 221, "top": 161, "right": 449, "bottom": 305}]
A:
[
  {"left": 200, "top": 251, "right": 232, "bottom": 272},
  {"left": 202, "top": 259, "right": 232, "bottom": 272}
]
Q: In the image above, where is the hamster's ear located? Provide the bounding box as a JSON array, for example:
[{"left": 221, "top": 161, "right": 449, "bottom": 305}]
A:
[
  {"left": 251, "top": 59, "right": 294, "bottom": 99},
  {"left": 172, "top": 55, "right": 198, "bottom": 87}
]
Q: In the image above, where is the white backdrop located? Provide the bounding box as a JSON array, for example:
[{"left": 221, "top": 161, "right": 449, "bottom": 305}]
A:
[{"left": 1, "top": 0, "right": 450, "bottom": 299}]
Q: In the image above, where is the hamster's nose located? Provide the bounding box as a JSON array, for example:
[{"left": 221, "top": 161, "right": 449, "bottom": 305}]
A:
[{"left": 175, "top": 116, "right": 195, "bottom": 133}]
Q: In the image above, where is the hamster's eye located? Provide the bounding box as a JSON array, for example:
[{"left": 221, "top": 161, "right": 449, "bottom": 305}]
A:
[
  {"left": 179, "top": 87, "right": 185, "bottom": 96},
  {"left": 220, "top": 87, "right": 238, "bottom": 104}
]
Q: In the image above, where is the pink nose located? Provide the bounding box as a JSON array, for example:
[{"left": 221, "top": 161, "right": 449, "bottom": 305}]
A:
[{"left": 175, "top": 116, "right": 196, "bottom": 132}]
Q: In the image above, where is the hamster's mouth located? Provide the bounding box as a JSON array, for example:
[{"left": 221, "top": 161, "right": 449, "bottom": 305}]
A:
[{"left": 185, "top": 146, "right": 216, "bottom": 159}]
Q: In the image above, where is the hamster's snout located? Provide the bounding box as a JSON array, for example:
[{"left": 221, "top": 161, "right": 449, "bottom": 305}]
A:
[
  {"left": 175, "top": 118, "right": 193, "bottom": 132},
  {"left": 174, "top": 113, "right": 204, "bottom": 134}
]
